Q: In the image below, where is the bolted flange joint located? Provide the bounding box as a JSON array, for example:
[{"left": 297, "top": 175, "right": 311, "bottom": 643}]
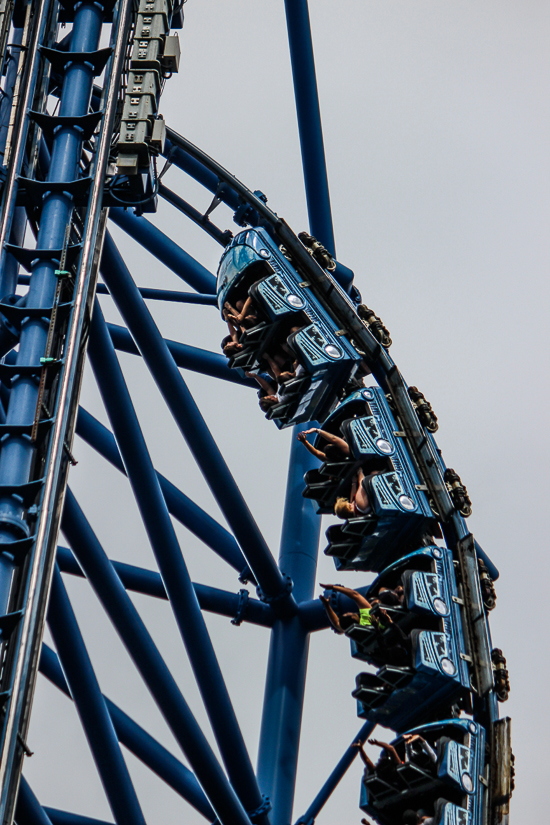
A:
[
  {"left": 230, "top": 589, "right": 249, "bottom": 626},
  {"left": 248, "top": 795, "right": 272, "bottom": 823},
  {"left": 256, "top": 574, "right": 293, "bottom": 606}
]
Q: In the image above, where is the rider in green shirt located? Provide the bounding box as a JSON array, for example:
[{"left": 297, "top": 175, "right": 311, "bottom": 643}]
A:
[{"left": 319, "top": 583, "right": 383, "bottom": 634}]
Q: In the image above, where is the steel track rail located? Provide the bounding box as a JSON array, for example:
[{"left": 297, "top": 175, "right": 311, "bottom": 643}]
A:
[
  {"left": 0, "top": 0, "right": 16, "bottom": 121},
  {"left": 0, "top": 0, "right": 135, "bottom": 819},
  {"left": 163, "top": 125, "right": 499, "bottom": 733},
  {"left": 165, "top": 136, "right": 492, "bottom": 515},
  {"left": 0, "top": 0, "right": 56, "bottom": 296}
]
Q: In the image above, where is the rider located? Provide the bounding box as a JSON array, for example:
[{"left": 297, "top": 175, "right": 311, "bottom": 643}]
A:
[
  {"left": 297, "top": 426, "right": 351, "bottom": 462},
  {"left": 334, "top": 467, "right": 380, "bottom": 519},
  {"left": 319, "top": 584, "right": 382, "bottom": 633}
]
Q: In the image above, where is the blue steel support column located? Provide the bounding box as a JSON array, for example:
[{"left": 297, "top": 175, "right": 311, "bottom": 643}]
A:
[
  {"left": 107, "top": 322, "right": 254, "bottom": 387},
  {"left": 100, "top": 233, "right": 291, "bottom": 604},
  {"left": 0, "top": 0, "right": 103, "bottom": 589},
  {"left": 257, "top": 432, "right": 321, "bottom": 825},
  {"left": 293, "top": 722, "right": 375, "bottom": 825},
  {"left": 47, "top": 566, "right": 147, "bottom": 825},
  {"left": 15, "top": 776, "right": 53, "bottom": 825},
  {"left": 45, "top": 812, "right": 111, "bottom": 825},
  {"left": 75, "top": 407, "right": 251, "bottom": 576},
  {"left": 87, "top": 307, "right": 264, "bottom": 823},
  {"left": 59, "top": 493, "right": 250, "bottom": 825},
  {"left": 0, "top": 30, "right": 23, "bottom": 155},
  {"left": 56, "top": 545, "right": 273, "bottom": 626},
  {"left": 109, "top": 208, "right": 216, "bottom": 293},
  {"left": 162, "top": 136, "right": 238, "bottom": 205},
  {"left": 39, "top": 644, "right": 215, "bottom": 822},
  {"left": 283, "top": 0, "right": 335, "bottom": 255}
]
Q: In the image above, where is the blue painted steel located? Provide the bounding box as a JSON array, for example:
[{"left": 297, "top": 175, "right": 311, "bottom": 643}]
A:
[
  {"left": 16, "top": 776, "right": 54, "bottom": 825},
  {"left": 294, "top": 721, "right": 376, "bottom": 825},
  {"left": 75, "top": 406, "right": 251, "bottom": 576},
  {"left": 39, "top": 644, "right": 215, "bottom": 821},
  {"left": 0, "top": 28, "right": 26, "bottom": 297},
  {"left": 0, "top": 0, "right": 103, "bottom": 568},
  {"left": 0, "top": 30, "right": 23, "bottom": 157},
  {"left": 163, "top": 136, "right": 240, "bottom": 207},
  {"left": 306, "top": 387, "right": 436, "bottom": 571},
  {"left": 350, "top": 546, "right": 470, "bottom": 732},
  {"left": 101, "top": 284, "right": 218, "bottom": 304},
  {"left": 217, "top": 227, "right": 362, "bottom": 427},
  {"left": 87, "top": 305, "right": 266, "bottom": 822},
  {"left": 0, "top": 12, "right": 118, "bottom": 802},
  {"left": 47, "top": 565, "right": 147, "bottom": 825},
  {"left": 256, "top": 432, "right": 321, "bottom": 825},
  {"left": 45, "top": 810, "right": 112, "bottom": 825},
  {"left": 0, "top": 0, "right": 57, "bottom": 302},
  {"left": 60, "top": 488, "right": 252, "bottom": 825},
  {"left": 109, "top": 208, "right": 216, "bottom": 293},
  {"left": 55, "top": 545, "right": 273, "bottom": 626},
  {"left": 0, "top": 205, "right": 25, "bottom": 299},
  {"left": 107, "top": 321, "right": 255, "bottom": 386},
  {"left": 159, "top": 183, "right": 233, "bottom": 246},
  {"left": 99, "top": 232, "right": 290, "bottom": 604},
  {"left": 17, "top": 276, "right": 218, "bottom": 306},
  {"left": 279, "top": 430, "right": 322, "bottom": 604},
  {"left": 283, "top": 0, "right": 335, "bottom": 257},
  {"left": 0, "top": 2, "right": 506, "bottom": 819},
  {"left": 359, "top": 719, "right": 486, "bottom": 825}
]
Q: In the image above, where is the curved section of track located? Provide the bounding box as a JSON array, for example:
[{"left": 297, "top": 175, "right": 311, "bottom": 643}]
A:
[{"left": 0, "top": 3, "right": 513, "bottom": 825}]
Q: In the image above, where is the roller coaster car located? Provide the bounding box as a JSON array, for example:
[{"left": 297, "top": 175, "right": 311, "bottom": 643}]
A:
[
  {"left": 360, "top": 719, "right": 487, "bottom": 825},
  {"left": 313, "top": 387, "right": 436, "bottom": 571},
  {"left": 348, "top": 546, "right": 471, "bottom": 732},
  {"left": 217, "top": 228, "right": 362, "bottom": 427}
]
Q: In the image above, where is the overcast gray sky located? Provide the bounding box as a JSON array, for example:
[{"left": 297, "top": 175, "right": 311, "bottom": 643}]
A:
[{"left": 24, "top": 2, "right": 549, "bottom": 824}]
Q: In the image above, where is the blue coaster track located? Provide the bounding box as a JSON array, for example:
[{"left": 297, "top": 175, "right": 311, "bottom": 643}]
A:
[{"left": 0, "top": 2, "right": 513, "bottom": 825}]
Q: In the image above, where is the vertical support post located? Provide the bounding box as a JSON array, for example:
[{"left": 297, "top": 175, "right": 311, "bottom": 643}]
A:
[
  {"left": 0, "top": 0, "right": 55, "bottom": 300},
  {"left": 47, "top": 566, "right": 147, "bottom": 825},
  {"left": 0, "top": 29, "right": 24, "bottom": 157},
  {"left": 0, "top": 0, "right": 104, "bottom": 562},
  {"left": 257, "top": 431, "right": 321, "bottom": 825},
  {"left": 283, "top": 0, "right": 335, "bottom": 255}
]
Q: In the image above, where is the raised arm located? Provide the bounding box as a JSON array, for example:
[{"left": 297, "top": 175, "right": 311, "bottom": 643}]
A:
[
  {"left": 320, "top": 583, "right": 372, "bottom": 610},
  {"left": 246, "top": 372, "right": 276, "bottom": 395},
  {"left": 315, "top": 429, "right": 350, "bottom": 456},
  {"left": 297, "top": 432, "right": 326, "bottom": 461},
  {"left": 403, "top": 734, "right": 437, "bottom": 764},
  {"left": 319, "top": 595, "right": 344, "bottom": 634},
  {"left": 351, "top": 741, "right": 375, "bottom": 771},
  {"left": 368, "top": 739, "right": 403, "bottom": 766}
]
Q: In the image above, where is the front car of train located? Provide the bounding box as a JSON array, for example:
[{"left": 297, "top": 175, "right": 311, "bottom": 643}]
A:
[{"left": 217, "top": 227, "right": 362, "bottom": 426}]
